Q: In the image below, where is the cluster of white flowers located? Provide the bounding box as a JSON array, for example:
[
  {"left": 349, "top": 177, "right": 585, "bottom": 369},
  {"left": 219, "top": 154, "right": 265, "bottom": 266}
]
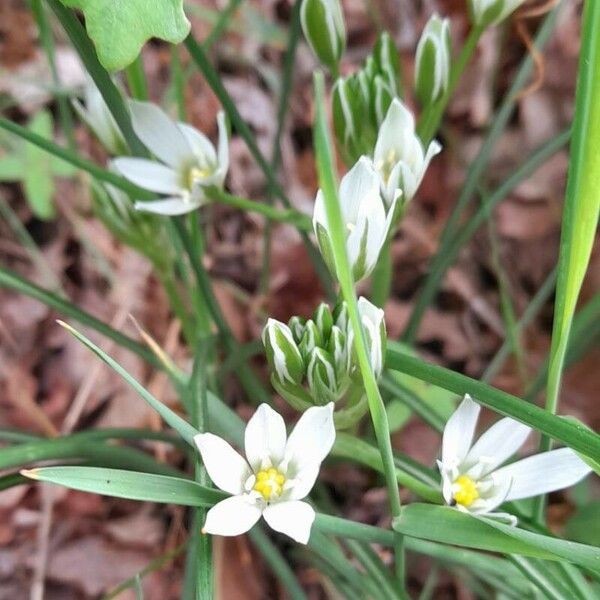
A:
[{"left": 314, "top": 98, "right": 440, "bottom": 283}]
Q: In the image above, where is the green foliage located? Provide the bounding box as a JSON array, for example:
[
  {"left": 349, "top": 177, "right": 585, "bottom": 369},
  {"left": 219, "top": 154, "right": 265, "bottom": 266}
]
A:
[
  {"left": 59, "top": 0, "right": 190, "bottom": 70},
  {"left": 0, "top": 110, "right": 74, "bottom": 220}
]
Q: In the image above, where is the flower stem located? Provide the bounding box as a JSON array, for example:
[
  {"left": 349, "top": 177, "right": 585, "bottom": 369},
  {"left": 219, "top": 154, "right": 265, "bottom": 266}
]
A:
[{"left": 312, "top": 71, "right": 406, "bottom": 590}]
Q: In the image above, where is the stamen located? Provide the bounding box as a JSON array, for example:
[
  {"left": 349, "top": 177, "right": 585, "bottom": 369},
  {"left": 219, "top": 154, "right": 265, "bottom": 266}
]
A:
[
  {"left": 452, "top": 474, "right": 479, "bottom": 507},
  {"left": 253, "top": 467, "right": 286, "bottom": 501}
]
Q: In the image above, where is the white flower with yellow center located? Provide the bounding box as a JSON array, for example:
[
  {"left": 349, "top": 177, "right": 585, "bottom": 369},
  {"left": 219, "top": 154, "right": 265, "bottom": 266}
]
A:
[
  {"left": 438, "top": 395, "right": 592, "bottom": 524},
  {"left": 112, "top": 100, "right": 228, "bottom": 216},
  {"left": 194, "top": 403, "right": 335, "bottom": 544},
  {"left": 373, "top": 98, "right": 441, "bottom": 208}
]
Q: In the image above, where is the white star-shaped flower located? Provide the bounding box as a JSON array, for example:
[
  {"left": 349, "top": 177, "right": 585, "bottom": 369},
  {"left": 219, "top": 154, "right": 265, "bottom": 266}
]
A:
[
  {"left": 438, "top": 395, "right": 592, "bottom": 524},
  {"left": 195, "top": 403, "right": 335, "bottom": 544},
  {"left": 112, "top": 100, "right": 228, "bottom": 216}
]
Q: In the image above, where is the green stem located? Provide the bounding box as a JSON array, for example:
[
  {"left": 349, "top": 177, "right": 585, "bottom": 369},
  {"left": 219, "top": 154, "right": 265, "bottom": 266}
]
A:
[
  {"left": 156, "top": 267, "right": 196, "bottom": 346},
  {"left": 312, "top": 71, "right": 405, "bottom": 588},
  {"left": 208, "top": 187, "right": 311, "bottom": 229},
  {"left": 126, "top": 53, "right": 149, "bottom": 101},
  {"left": 417, "top": 25, "right": 485, "bottom": 145},
  {"left": 202, "top": 0, "right": 243, "bottom": 50},
  {"left": 170, "top": 45, "right": 187, "bottom": 120}
]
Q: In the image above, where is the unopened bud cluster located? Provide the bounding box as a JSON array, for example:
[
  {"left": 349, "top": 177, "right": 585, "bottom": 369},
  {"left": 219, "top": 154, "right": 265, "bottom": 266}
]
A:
[
  {"left": 415, "top": 14, "right": 451, "bottom": 106},
  {"left": 262, "top": 299, "right": 386, "bottom": 426},
  {"left": 332, "top": 32, "right": 401, "bottom": 164}
]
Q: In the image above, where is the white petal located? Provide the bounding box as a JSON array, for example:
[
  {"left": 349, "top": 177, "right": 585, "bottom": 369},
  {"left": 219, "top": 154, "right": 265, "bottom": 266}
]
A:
[
  {"left": 284, "top": 403, "right": 335, "bottom": 475},
  {"left": 441, "top": 394, "right": 480, "bottom": 468},
  {"left": 312, "top": 189, "right": 328, "bottom": 230},
  {"left": 135, "top": 197, "right": 199, "bottom": 216},
  {"left": 374, "top": 98, "right": 415, "bottom": 164},
  {"left": 203, "top": 495, "right": 262, "bottom": 536},
  {"left": 129, "top": 100, "right": 193, "bottom": 168},
  {"left": 244, "top": 403, "right": 287, "bottom": 471},
  {"left": 465, "top": 418, "right": 531, "bottom": 476},
  {"left": 497, "top": 448, "right": 592, "bottom": 502},
  {"left": 338, "top": 156, "right": 380, "bottom": 224},
  {"left": 194, "top": 433, "right": 251, "bottom": 495},
  {"left": 472, "top": 474, "right": 513, "bottom": 513},
  {"left": 286, "top": 464, "right": 319, "bottom": 501},
  {"left": 177, "top": 123, "right": 217, "bottom": 164},
  {"left": 112, "top": 158, "right": 183, "bottom": 194},
  {"left": 263, "top": 500, "right": 315, "bottom": 544}
]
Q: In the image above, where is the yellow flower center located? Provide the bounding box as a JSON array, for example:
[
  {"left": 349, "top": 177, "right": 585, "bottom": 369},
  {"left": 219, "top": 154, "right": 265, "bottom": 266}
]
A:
[
  {"left": 187, "top": 166, "right": 213, "bottom": 188},
  {"left": 453, "top": 474, "right": 479, "bottom": 507},
  {"left": 253, "top": 467, "right": 286, "bottom": 501},
  {"left": 377, "top": 149, "right": 398, "bottom": 184}
]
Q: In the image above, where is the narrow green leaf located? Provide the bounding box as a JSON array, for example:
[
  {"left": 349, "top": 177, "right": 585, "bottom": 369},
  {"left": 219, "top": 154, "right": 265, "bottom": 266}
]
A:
[
  {"left": 385, "top": 348, "right": 600, "bottom": 462},
  {"left": 0, "top": 153, "right": 23, "bottom": 180},
  {"left": 393, "top": 504, "right": 600, "bottom": 572},
  {"left": 59, "top": 0, "right": 190, "bottom": 71},
  {"left": 58, "top": 321, "right": 199, "bottom": 445},
  {"left": 23, "top": 466, "right": 224, "bottom": 506}
]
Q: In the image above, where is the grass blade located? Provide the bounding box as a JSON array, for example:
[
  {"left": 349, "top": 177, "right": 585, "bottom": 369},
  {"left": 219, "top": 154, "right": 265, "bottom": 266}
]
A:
[{"left": 22, "top": 466, "right": 224, "bottom": 506}]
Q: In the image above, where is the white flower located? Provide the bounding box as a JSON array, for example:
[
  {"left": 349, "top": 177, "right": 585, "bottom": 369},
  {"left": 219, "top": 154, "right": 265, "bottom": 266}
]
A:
[
  {"left": 346, "top": 297, "right": 386, "bottom": 378},
  {"left": 438, "top": 395, "right": 592, "bottom": 524},
  {"left": 112, "top": 100, "right": 229, "bottom": 216},
  {"left": 373, "top": 98, "right": 441, "bottom": 207},
  {"left": 72, "top": 75, "right": 125, "bottom": 155},
  {"left": 195, "top": 403, "right": 335, "bottom": 543},
  {"left": 313, "top": 156, "right": 396, "bottom": 282}
]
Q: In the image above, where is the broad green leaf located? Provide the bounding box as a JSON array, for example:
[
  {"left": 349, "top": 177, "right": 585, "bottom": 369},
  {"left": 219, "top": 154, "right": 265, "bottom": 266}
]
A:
[
  {"left": 59, "top": 321, "right": 199, "bottom": 445},
  {"left": 23, "top": 466, "right": 225, "bottom": 506},
  {"left": 60, "top": 0, "right": 191, "bottom": 71},
  {"left": 0, "top": 153, "right": 22, "bottom": 180},
  {"left": 393, "top": 504, "right": 600, "bottom": 573}
]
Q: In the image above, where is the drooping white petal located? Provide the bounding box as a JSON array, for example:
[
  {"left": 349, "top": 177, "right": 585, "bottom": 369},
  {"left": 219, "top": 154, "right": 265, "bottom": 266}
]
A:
[
  {"left": 244, "top": 403, "right": 287, "bottom": 471},
  {"left": 129, "top": 100, "right": 193, "bottom": 168},
  {"left": 496, "top": 448, "right": 592, "bottom": 502},
  {"left": 134, "top": 197, "right": 199, "bottom": 216},
  {"left": 263, "top": 500, "right": 315, "bottom": 544},
  {"left": 284, "top": 403, "right": 335, "bottom": 475},
  {"left": 112, "top": 158, "right": 183, "bottom": 195},
  {"left": 177, "top": 123, "right": 217, "bottom": 165},
  {"left": 441, "top": 394, "right": 480, "bottom": 468},
  {"left": 471, "top": 473, "right": 513, "bottom": 514},
  {"left": 194, "top": 433, "right": 252, "bottom": 495},
  {"left": 465, "top": 418, "right": 531, "bottom": 476},
  {"left": 203, "top": 495, "right": 262, "bottom": 536}
]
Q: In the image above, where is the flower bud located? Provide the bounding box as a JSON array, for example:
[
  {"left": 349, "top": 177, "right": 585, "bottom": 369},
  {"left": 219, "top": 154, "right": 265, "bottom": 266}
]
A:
[
  {"left": 299, "top": 319, "right": 322, "bottom": 360},
  {"left": 313, "top": 303, "right": 333, "bottom": 341},
  {"left": 332, "top": 75, "right": 370, "bottom": 162},
  {"left": 373, "top": 32, "right": 402, "bottom": 99},
  {"left": 415, "top": 14, "right": 451, "bottom": 106},
  {"left": 307, "top": 348, "right": 338, "bottom": 404},
  {"left": 328, "top": 325, "right": 350, "bottom": 380},
  {"left": 288, "top": 316, "right": 306, "bottom": 344},
  {"left": 346, "top": 297, "right": 386, "bottom": 379},
  {"left": 262, "top": 319, "right": 305, "bottom": 385},
  {"left": 300, "top": 0, "right": 346, "bottom": 73},
  {"left": 468, "top": 0, "right": 519, "bottom": 27}
]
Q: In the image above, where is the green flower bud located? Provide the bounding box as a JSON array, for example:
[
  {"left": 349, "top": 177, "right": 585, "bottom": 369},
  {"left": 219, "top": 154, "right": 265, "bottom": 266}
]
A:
[
  {"left": 372, "top": 75, "right": 395, "bottom": 127},
  {"left": 307, "top": 348, "right": 338, "bottom": 404},
  {"left": 373, "top": 32, "right": 401, "bottom": 98},
  {"left": 300, "top": 0, "right": 346, "bottom": 73},
  {"left": 313, "top": 303, "right": 333, "bottom": 341},
  {"left": 299, "top": 319, "right": 322, "bottom": 360},
  {"left": 262, "top": 319, "right": 305, "bottom": 385},
  {"left": 288, "top": 316, "right": 306, "bottom": 345},
  {"left": 332, "top": 75, "right": 370, "bottom": 162},
  {"left": 415, "top": 14, "right": 451, "bottom": 106},
  {"left": 328, "top": 325, "right": 350, "bottom": 381},
  {"left": 468, "top": 0, "right": 511, "bottom": 27}
]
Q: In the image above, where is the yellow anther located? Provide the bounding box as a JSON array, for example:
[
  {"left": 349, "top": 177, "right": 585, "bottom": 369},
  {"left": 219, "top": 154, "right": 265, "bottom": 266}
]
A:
[
  {"left": 453, "top": 475, "right": 479, "bottom": 507},
  {"left": 187, "top": 166, "right": 212, "bottom": 188},
  {"left": 253, "top": 467, "right": 286, "bottom": 501}
]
